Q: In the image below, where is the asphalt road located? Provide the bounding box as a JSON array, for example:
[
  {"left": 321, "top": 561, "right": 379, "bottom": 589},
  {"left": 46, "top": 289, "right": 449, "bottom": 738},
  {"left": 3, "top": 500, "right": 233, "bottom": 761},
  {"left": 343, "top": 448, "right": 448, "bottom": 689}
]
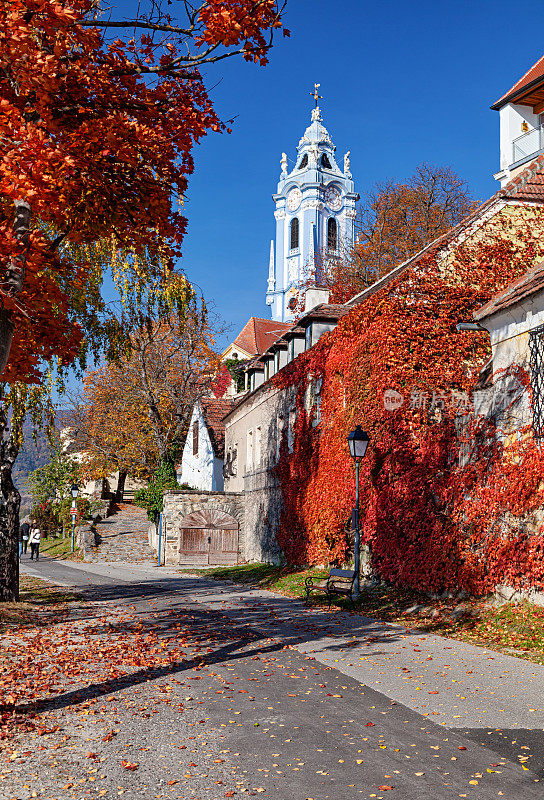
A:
[{"left": 11, "top": 556, "right": 544, "bottom": 800}]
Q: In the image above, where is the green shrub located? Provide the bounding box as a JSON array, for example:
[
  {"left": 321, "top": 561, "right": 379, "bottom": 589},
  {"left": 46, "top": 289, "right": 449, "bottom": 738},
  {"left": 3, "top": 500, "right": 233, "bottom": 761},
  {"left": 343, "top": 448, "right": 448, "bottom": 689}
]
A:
[{"left": 134, "top": 460, "right": 178, "bottom": 522}]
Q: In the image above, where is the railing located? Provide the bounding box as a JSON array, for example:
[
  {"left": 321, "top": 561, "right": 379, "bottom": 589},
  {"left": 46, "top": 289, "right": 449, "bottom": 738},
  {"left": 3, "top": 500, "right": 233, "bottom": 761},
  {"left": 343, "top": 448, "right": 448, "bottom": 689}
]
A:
[{"left": 512, "top": 126, "right": 544, "bottom": 164}]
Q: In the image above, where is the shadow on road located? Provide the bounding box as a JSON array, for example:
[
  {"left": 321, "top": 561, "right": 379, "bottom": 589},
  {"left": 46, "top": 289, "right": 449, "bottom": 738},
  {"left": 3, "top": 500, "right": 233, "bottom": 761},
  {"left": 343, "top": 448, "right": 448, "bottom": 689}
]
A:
[{"left": 10, "top": 571, "right": 420, "bottom": 723}]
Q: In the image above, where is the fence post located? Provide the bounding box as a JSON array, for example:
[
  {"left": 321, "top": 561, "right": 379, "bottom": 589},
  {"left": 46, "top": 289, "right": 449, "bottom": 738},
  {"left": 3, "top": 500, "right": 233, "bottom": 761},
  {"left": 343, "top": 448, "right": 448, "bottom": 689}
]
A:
[{"left": 157, "top": 513, "right": 162, "bottom": 567}]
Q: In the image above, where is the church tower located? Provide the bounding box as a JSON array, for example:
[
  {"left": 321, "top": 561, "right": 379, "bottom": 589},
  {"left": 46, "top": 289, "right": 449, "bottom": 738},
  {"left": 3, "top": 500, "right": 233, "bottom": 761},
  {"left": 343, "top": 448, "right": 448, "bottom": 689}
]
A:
[{"left": 266, "top": 90, "right": 358, "bottom": 322}]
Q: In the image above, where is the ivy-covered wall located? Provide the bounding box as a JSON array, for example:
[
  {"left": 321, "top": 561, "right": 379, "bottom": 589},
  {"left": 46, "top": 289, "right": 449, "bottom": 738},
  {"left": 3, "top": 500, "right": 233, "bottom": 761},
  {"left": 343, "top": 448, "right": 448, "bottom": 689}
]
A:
[{"left": 271, "top": 202, "right": 544, "bottom": 595}]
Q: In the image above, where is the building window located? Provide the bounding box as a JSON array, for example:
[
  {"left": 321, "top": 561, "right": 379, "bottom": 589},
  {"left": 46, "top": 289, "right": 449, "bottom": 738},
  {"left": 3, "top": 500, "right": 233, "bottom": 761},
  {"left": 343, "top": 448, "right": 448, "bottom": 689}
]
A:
[
  {"left": 305, "top": 324, "right": 312, "bottom": 350},
  {"left": 247, "top": 429, "right": 254, "bottom": 469},
  {"left": 321, "top": 153, "right": 331, "bottom": 169},
  {"left": 223, "top": 445, "right": 238, "bottom": 478},
  {"left": 192, "top": 420, "right": 199, "bottom": 456},
  {"left": 288, "top": 338, "right": 295, "bottom": 362},
  {"left": 307, "top": 376, "right": 323, "bottom": 427},
  {"left": 276, "top": 415, "right": 284, "bottom": 461},
  {"left": 290, "top": 217, "right": 299, "bottom": 251},
  {"left": 288, "top": 408, "right": 296, "bottom": 453},
  {"left": 298, "top": 154, "right": 308, "bottom": 169},
  {"left": 255, "top": 426, "right": 262, "bottom": 466},
  {"left": 327, "top": 217, "right": 337, "bottom": 251},
  {"left": 529, "top": 324, "right": 544, "bottom": 437}
]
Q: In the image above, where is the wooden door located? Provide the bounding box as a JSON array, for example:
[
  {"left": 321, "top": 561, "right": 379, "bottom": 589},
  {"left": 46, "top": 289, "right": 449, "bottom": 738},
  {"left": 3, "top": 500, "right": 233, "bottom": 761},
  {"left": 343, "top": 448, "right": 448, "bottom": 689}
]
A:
[
  {"left": 208, "top": 529, "right": 239, "bottom": 565},
  {"left": 178, "top": 509, "right": 239, "bottom": 565},
  {"left": 179, "top": 528, "right": 208, "bottom": 565}
]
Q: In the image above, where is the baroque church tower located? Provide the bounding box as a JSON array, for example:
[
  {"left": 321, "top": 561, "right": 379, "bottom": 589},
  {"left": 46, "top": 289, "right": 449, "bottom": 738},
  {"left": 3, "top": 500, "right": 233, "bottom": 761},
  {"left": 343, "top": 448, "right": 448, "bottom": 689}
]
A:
[{"left": 266, "top": 91, "right": 358, "bottom": 322}]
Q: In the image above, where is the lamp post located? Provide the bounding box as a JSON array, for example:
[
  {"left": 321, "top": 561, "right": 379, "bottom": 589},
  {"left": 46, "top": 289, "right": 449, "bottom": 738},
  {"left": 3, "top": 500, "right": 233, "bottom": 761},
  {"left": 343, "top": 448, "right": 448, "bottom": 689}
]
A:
[
  {"left": 347, "top": 426, "right": 370, "bottom": 599},
  {"left": 70, "top": 484, "right": 79, "bottom": 553}
]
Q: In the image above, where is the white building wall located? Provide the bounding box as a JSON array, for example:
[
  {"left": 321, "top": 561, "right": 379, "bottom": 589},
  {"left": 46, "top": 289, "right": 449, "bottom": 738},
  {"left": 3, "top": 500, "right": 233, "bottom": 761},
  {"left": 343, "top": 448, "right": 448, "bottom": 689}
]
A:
[
  {"left": 498, "top": 103, "right": 540, "bottom": 183},
  {"left": 177, "top": 404, "right": 224, "bottom": 492},
  {"left": 474, "top": 288, "right": 544, "bottom": 423}
]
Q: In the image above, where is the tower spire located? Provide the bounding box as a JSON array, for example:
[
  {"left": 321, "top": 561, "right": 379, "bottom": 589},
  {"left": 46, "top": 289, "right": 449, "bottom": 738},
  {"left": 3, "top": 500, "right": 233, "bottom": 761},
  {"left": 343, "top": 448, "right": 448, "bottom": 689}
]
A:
[
  {"left": 267, "top": 240, "right": 275, "bottom": 292},
  {"left": 309, "top": 82, "right": 323, "bottom": 109}
]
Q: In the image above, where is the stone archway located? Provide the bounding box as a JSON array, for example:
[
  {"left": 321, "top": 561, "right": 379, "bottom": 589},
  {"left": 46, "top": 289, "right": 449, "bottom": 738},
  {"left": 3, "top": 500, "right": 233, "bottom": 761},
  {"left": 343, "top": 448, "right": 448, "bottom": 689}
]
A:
[{"left": 178, "top": 508, "right": 239, "bottom": 566}]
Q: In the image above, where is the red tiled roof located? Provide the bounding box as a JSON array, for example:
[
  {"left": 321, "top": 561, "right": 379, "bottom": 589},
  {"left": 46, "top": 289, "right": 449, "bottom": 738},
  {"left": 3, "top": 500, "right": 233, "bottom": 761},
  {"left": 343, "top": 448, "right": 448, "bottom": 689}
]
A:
[
  {"left": 297, "top": 303, "right": 350, "bottom": 324},
  {"left": 474, "top": 260, "right": 544, "bottom": 321},
  {"left": 231, "top": 317, "right": 291, "bottom": 356},
  {"left": 492, "top": 55, "right": 544, "bottom": 109},
  {"left": 200, "top": 398, "right": 234, "bottom": 459}
]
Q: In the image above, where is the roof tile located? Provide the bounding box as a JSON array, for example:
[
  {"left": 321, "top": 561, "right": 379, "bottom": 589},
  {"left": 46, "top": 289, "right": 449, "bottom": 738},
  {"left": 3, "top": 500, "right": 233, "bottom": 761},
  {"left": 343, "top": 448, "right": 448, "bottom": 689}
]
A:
[
  {"left": 474, "top": 260, "right": 544, "bottom": 320},
  {"left": 232, "top": 317, "right": 291, "bottom": 356},
  {"left": 199, "top": 398, "right": 234, "bottom": 459},
  {"left": 492, "top": 54, "right": 544, "bottom": 109}
]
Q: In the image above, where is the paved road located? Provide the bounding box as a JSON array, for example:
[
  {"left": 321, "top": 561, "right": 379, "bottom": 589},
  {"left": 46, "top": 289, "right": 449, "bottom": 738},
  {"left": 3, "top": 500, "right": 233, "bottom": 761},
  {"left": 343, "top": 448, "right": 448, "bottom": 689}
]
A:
[{"left": 12, "top": 556, "right": 544, "bottom": 799}]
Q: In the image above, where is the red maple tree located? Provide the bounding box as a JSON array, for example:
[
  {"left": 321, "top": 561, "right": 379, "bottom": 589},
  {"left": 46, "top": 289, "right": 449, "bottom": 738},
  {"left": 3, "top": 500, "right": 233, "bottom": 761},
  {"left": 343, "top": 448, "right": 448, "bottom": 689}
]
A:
[{"left": 0, "top": 0, "right": 287, "bottom": 600}]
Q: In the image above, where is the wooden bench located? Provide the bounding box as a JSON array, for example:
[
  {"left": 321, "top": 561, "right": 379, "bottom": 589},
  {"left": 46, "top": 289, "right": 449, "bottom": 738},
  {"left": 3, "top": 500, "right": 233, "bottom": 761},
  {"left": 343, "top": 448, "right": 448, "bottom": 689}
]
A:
[{"left": 305, "top": 568, "right": 356, "bottom": 608}]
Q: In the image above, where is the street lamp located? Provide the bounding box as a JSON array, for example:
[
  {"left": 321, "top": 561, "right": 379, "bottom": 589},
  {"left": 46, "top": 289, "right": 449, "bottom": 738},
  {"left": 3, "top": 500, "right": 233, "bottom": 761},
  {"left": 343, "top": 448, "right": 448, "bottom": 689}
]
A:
[
  {"left": 347, "top": 426, "right": 370, "bottom": 599},
  {"left": 70, "top": 484, "right": 79, "bottom": 553}
]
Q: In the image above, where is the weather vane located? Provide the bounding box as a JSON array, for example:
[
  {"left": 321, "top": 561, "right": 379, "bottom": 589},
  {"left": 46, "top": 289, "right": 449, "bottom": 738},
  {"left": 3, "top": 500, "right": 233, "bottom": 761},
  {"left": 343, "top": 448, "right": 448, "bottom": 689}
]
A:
[{"left": 310, "top": 82, "right": 323, "bottom": 108}]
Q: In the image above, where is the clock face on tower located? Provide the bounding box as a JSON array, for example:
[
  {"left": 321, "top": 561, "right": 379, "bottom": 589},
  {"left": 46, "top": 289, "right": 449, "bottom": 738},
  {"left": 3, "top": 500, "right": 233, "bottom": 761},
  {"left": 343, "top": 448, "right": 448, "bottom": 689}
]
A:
[
  {"left": 325, "top": 185, "right": 342, "bottom": 210},
  {"left": 286, "top": 188, "right": 302, "bottom": 211}
]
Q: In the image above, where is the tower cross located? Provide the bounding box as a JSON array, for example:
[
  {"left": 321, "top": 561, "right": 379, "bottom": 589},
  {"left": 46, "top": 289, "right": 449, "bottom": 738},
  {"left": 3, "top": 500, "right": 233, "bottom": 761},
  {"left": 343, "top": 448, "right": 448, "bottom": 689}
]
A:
[{"left": 310, "top": 82, "right": 323, "bottom": 108}]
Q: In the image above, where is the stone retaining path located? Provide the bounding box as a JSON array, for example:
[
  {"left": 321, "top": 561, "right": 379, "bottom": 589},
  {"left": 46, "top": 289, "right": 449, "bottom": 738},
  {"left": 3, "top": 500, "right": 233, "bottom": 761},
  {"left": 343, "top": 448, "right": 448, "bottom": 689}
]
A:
[{"left": 85, "top": 503, "right": 156, "bottom": 563}]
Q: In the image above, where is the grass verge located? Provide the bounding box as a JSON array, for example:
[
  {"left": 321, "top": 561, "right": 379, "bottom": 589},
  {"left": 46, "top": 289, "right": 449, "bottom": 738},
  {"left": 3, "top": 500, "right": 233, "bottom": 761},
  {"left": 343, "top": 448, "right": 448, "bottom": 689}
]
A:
[
  {"left": 35, "top": 534, "right": 84, "bottom": 561},
  {"left": 181, "top": 562, "right": 544, "bottom": 666},
  {"left": 178, "top": 563, "right": 328, "bottom": 596}
]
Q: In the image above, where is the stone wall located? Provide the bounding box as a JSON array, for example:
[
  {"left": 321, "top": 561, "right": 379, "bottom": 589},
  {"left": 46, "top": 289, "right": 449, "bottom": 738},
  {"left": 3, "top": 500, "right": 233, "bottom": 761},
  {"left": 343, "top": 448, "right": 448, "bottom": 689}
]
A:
[
  {"left": 161, "top": 490, "right": 245, "bottom": 566},
  {"left": 242, "top": 469, "right": 283, "bottom": 564}
]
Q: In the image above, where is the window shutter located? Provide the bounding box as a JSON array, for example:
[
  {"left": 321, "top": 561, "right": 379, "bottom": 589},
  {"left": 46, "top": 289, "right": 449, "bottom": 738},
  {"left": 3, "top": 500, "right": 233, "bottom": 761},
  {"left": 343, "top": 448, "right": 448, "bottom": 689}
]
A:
[{"left": 193, "top": 420, "right": 199, "bottom": 455}]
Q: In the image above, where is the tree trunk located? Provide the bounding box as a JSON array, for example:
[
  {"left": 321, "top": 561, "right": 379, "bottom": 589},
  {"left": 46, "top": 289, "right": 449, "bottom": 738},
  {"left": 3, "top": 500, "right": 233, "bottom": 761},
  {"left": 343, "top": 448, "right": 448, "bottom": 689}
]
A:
[
  {"left": 0, "top": 199, "right": 32, "bottom": 378},
  {"left": 0, "top": 405, "right": 20, "bottom": 602},
  {"left": 0, "top": 308, "right": 14, "bottom": 376},
  {"left": 6, "top": 199, "right": 31, "bottom": 295},
  {"left": 115, "top": 470, "right": 127, "bottom": 502},
  {"left": 0, "top": 467, "right": 20, "bottom": 602}
]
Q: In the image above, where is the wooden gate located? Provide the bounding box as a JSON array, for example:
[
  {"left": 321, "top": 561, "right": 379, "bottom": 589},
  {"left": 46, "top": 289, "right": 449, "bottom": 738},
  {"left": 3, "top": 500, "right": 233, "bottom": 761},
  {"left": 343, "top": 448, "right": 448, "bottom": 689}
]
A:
[{"left": 178, "top": 509, "right": 239, "bottom": 566}]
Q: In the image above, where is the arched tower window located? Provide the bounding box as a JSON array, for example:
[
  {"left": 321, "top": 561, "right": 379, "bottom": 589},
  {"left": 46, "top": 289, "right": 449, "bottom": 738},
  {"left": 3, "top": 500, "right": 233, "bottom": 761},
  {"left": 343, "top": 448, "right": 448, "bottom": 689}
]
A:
[
  {"left": 321, "top": 153, "right": 331, "bottom": 169},
  {"left": 290, "top": 217, "right": 299, "bottom": 251},
  {"left": 298, "top": 154, "right": 308, "bottom": 169},
  {"left": 327, "top": 217, "right": 337, "bottom": 251}
]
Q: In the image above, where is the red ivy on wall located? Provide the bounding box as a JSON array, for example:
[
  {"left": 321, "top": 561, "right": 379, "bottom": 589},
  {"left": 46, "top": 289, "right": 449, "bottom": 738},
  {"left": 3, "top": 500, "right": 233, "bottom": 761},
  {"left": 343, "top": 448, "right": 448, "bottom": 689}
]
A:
[{"left": 272, "top": 215, "right": 544, "bottom": 595}]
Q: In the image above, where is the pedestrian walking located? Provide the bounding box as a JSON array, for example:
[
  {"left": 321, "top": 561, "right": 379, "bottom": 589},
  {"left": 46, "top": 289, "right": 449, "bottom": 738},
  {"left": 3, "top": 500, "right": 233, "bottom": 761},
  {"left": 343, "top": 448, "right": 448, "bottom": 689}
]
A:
[
  {"left": 21, "top": 521, "right": 30, "bottom": 555},
  {"left": 29, "top": 525, "right": 41, "bottom": 561}
]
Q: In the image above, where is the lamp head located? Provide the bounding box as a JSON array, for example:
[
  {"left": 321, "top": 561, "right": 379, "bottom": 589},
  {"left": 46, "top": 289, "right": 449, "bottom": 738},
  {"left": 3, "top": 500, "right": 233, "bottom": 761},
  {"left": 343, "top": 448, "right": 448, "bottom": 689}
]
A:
[
  {"left": 347, "top": 426, "right": 370, "bottom": 461},
  {"left": 71, "top": 484, "right": 79, "bottom": 499}
]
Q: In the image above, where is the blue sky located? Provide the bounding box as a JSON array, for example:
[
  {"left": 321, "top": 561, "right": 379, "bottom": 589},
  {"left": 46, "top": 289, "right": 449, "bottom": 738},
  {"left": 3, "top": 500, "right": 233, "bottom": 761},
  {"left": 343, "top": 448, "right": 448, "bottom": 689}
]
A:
[{"left": 116, "top": 0, "right": 544, "bottom": 348}]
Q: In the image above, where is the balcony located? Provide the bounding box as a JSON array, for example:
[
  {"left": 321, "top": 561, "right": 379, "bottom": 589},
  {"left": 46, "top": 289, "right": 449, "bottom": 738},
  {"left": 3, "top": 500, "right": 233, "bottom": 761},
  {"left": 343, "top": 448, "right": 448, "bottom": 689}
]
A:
[{"left": 512, "top": 126, "right": 544, "bottom": 166}]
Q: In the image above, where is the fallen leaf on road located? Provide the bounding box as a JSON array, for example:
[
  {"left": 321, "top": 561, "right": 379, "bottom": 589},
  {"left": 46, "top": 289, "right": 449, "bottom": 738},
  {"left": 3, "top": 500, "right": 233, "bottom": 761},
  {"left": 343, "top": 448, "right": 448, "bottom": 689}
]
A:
[
  {"left": 378, "top": 786, "right": 393, "bottom": 790},
  {"left": 121, "top": 760, "right": 138, "bottom": 770}
]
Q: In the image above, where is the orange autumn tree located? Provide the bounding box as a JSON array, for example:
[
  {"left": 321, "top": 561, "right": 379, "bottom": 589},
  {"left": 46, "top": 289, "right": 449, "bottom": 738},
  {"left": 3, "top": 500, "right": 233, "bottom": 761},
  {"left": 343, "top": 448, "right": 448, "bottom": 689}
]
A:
[
  {"left": 69, "top": 274, "right": 222, "bottom": 496},
  {"left": 327, "top": 164, "right": 477, "bottom": 303},
  {"left": 0, "top": 0, "right": 287, "bottom": 600},
  {"left": 68, "top": 370, "right": 157, "bottom": 501}
]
